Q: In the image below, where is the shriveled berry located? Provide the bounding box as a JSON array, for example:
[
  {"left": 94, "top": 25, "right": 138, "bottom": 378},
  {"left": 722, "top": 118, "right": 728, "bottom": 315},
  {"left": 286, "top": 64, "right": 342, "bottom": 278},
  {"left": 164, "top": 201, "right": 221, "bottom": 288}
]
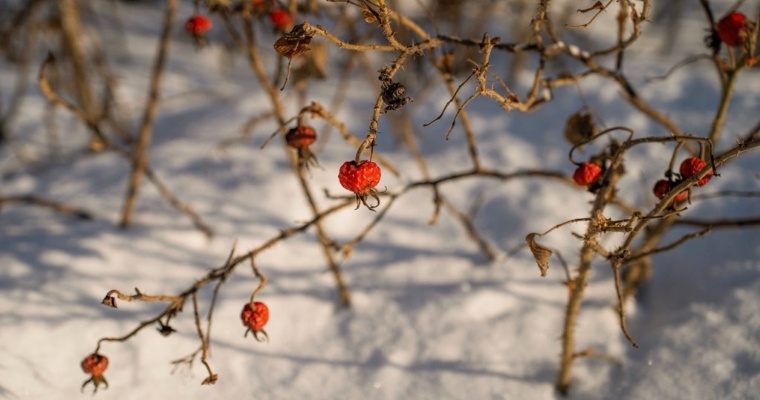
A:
[
  {"left": 716, "top": 11, "right": 747, "bottom": 47},
  {"left": 285, "top": 125, "right": 317, "bottom": 149},
  {"left": 81, "top": 353, "right": 108, "bottom": 377},
  {"left": 81, "top": 353, "right": 109, "bottom": 393},
  {"left": 339, "top": 160, "right": 381, "bottom": 195},
  {"left": 269, "top": 8, "right": 294, "bottom": 31},
  {"left": 185, "top": 15, "right": 213, "bottom": 35},
  {"left": 653, "top": 179, "right": 688, "bottom": 203},
  {"left": 679, "top": 157, "right": 712, "bottom": 186},
  {"left": 241, "top": 301, "right": 269, "bottom": 332},
  {"left": 572, "top": 162, "right": 602, "bottom": 186}
]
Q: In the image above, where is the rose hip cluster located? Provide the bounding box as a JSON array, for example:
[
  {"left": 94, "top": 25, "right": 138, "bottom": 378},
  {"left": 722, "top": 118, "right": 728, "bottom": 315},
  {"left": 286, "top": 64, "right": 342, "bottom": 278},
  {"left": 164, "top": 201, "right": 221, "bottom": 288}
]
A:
[
  {"left": 184, "top": 2, "right": 295, "bottom": 45},
  {"left": 572, "top": 156, "right": 714, "bottom": 206},
  {"left": 652, "top": 157, "right": 714, "bottom": 205}
]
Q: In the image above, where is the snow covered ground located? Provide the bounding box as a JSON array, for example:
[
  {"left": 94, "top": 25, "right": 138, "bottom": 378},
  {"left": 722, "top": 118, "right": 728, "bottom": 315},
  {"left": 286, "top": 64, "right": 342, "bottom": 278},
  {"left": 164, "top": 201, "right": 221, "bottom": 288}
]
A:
[{"left": 1, "top": 1, "right": 759, "bottom": 399}]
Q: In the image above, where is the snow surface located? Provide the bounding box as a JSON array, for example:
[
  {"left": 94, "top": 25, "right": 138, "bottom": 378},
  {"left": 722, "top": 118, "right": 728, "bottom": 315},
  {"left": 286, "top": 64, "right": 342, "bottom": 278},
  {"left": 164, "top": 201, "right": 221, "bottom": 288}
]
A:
[{"left": 2, "top": 1, "right": 760, "bottom": 399}]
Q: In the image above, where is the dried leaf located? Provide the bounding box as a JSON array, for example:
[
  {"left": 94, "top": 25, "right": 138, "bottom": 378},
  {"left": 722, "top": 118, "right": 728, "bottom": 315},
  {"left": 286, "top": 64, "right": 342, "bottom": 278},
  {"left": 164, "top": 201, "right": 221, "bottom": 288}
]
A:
[
  {"left": 526, "top": 233, "right": 552, "bottom": 277},
  {"left": 564, "top": 110, "right": 598, "bottom": 147},
  {"left": 361, "top": 8, "right": 378, "bottom": 24},
  {"left": 201, "top": 374, "right": 218, "bottom": 385},
  {"left": 274, "top": 35, "right": 312, "bottom": 58}
]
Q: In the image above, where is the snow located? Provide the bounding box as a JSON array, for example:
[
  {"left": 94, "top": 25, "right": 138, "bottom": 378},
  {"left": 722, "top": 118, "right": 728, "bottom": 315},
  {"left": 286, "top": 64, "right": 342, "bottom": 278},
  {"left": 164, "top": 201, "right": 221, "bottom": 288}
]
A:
[{"left": 2, "top": 1, "right": 760, "bottom": 399}]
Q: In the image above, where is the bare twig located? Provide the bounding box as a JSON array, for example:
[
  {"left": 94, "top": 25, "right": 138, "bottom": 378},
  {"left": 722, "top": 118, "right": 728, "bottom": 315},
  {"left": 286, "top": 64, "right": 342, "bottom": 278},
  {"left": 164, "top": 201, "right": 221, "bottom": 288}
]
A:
[{"left": 120, "top": 0, "right": 178, "bottom": 228}]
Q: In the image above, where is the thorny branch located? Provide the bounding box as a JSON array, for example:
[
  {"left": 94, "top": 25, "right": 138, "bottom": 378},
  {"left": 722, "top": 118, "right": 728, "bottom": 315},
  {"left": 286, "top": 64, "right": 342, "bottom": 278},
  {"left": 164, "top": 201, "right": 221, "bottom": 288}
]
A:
[{"left": 3, "top": 0, "right": 757, "bottom": 395}]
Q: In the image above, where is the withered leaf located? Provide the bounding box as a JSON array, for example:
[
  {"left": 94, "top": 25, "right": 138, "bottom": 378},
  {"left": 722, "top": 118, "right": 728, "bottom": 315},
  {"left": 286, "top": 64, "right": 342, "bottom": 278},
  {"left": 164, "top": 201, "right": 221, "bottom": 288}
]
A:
[
  {"left": 564, "top": 110, "right": 598, "bottom": 147},
  {"left": 274, "top": 35, "right": 312, "bottom": 58},
  {"left": 361, "top": 8, "right": 379, "bottom": 24},
  {"left": 201, "top": 374, "right": 218, "bottom": 385},
  {"left": 526, "top": 233, "right": 552, "bottom": 277}
]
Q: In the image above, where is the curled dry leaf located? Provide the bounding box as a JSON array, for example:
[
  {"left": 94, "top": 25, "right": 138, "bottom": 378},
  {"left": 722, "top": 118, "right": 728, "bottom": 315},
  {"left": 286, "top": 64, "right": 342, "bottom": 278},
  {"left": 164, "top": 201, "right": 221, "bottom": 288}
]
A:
[
  {"left": 274, "top": 35, "right": 312, "bottom": 58},
  {"left": 361, "top": 8, "right": 379, "bottom": 24},
  {"left": 273, "top": 23, "right": 315, "bottom": 59},
  {"left": 564, "top": 110, "right": 598, "bottom": 148},
  {"left": 526, "top": 233, "right": 552, "bottom": 277},
  {"left": 201, "top": 374, "right": 218, "bottom": 385}
]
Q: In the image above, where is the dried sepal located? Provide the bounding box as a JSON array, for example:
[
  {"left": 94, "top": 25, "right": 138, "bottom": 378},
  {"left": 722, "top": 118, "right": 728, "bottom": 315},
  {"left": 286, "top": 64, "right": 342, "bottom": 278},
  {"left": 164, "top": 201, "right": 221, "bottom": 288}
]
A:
[
  {"left": 526, "top": 233, "right": 552, "bottom": 277},
  {"left": 361, "top": 8, "right": 379, "bottom": 24},
  {"left": 245, "top": 328, "right": 270, "bottom": 343}
]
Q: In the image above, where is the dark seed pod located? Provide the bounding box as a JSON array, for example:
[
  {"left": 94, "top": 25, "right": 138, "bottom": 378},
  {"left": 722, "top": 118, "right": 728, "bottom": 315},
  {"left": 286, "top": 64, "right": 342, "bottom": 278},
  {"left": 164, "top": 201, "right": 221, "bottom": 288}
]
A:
[{"left": 381, "top": 82, "right": 412, "bottom": 111}]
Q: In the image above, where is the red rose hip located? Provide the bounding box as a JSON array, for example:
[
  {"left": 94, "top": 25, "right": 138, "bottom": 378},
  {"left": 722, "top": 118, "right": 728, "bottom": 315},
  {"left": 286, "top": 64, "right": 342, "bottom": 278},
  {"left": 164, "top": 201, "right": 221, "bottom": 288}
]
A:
[
  {"left": 679, "top": 157, "right": 712, "bottom": 186},
  {"left": 269, "top": 8, "right": 294, "bottom": 32},
  {"left": 242, "top": 301, "right": 269, "bottom": 341},
  {"left": 716, "top": 11, "right": 747, "bottom": 47},
  {"left": 572, "top": 162, "right": 602, "bottom": 186},
  {"left": 653, "top": 179, "right": 688, "bottom": 204},
  {"left": 185, "top": 15, "right": 212, "bottom": 35},
  {"left": 81, "top": 353, "right": 109, "bottom": 393},
  {"left": 339, "top": 160, "right": 382, "bottom": 210},
  {"left": 286, "top": 125, "right": 317, "bottom": 149},
  {"left": 286, "top": 125, "right": 319, "bottom": 169}
]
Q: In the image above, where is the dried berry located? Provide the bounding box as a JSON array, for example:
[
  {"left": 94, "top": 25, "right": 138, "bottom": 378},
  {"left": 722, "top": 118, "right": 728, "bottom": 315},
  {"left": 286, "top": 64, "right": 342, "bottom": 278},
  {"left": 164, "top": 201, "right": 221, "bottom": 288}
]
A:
[
  {"left": 285, "top": 125, "right": 318, "bottom": 169},
  {"left": 377, "top": 67, "right": 412, "bottom": 112},
  {"left": 653, "top": 179, "right": 688, "bottom": 203},
  {"left": 185, "top": 15, "right": 213, "bottom": 35},
  {"left": 339, "top": 160, "right": 382, "bottom": 210},
  {"left": 269, "top": 8, "right": 294, "bottom": 32},
  {"left": 716, "top": 11, "right": 748, "bottom": 47},
  {"left": 679, "top": 157, "right": 712, "bottom": 186},
  {"left": 81, "top": 353, "right": 109, "bottom": 393},
  {"left": 572, "top": 162, "right": 602, "bottom": 186},
  {"left": 242, "top": 301, "right": 269, "bottom": 342},
  {"left": 286, "top": 125, "right": 316, "bottom": 149}
]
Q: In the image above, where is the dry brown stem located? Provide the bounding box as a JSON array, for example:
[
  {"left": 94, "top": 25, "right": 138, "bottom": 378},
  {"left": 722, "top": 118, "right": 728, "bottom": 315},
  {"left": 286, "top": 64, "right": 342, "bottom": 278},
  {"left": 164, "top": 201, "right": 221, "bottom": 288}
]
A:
[{"left": 119, "top": 0, "right": 178, "bottom": 228}]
